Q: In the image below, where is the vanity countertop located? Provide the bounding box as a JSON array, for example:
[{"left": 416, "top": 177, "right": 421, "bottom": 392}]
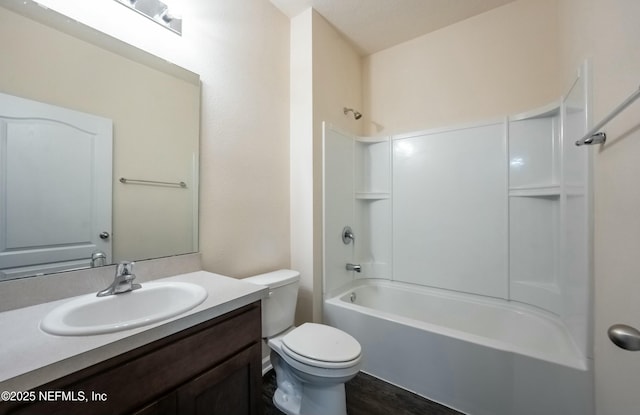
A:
[{"left": 0, "top": 271, "right": 267, "bottom": 393}]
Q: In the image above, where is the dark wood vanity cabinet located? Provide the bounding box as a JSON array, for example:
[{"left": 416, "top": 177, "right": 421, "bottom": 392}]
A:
[{"left": 1, "top": 302, "right": 263, "bottom": 415}]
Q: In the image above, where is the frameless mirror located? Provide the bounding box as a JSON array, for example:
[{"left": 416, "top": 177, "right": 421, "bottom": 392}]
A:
[{"left": 0, "top": 2, "right": 200, "bottom": 280}]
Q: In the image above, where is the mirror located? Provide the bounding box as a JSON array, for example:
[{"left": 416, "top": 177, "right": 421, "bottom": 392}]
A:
[{"left": 0, "top": 2, "right": 200, "bottom": 280}]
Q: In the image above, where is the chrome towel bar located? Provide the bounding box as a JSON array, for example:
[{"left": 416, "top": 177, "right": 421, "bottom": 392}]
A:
[
  {"left": 576, "top": 85, "right": 640, "bottom": 146},
  {"left": 119, "top": 177, "right": 187, "bottom": 188}
]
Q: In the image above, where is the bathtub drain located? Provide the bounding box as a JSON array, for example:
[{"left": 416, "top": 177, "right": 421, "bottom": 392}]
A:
[{"left": 349, "top": 292, "right": 357, "bottom": 303}]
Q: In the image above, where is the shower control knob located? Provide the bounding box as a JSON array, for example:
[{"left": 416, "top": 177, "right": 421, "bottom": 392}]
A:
[
  {"left": 342, "top": 226, "right": 355, "bottom": 244},
  {"left": 99, "top": 232, "right": 110, "bottom": 240}
]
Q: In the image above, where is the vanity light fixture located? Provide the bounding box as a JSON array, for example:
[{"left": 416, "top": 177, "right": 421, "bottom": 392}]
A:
[{"left": 114, "top": 0, "right": 182, "bottom": 35}]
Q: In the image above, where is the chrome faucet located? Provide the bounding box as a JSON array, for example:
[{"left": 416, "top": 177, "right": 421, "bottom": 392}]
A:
[
  {"left": 97, "top": 261, "right": 141, "bottom": 297},
  {"left": 90, "top": 251, "right": 107, "bottom": 268},
  {"left": 346, "top": 263, "right": 361, "bottom": 273}
]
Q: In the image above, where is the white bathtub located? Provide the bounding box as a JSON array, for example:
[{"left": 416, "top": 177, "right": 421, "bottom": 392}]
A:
[{"left": 323, "top": 279, "right": 593, "bottom": 415}]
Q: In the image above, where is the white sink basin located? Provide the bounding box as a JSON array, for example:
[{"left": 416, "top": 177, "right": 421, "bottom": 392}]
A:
[{"left": 40, "top": 281, "right": 207, "bottom": 336}]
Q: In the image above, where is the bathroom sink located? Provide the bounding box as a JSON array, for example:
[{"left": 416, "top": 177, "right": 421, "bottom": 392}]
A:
[{"left": 40, "top": 282, "right": 207, "bottom": 336}]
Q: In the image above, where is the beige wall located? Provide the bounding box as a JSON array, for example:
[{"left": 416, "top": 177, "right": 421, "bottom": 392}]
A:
[
  {"left": 290, "top": 9, "right": 315, "bottom": 323},
  {"left": 290, "top": 9, "right": 363, "bottom": 323},
  {"left": 0, "top": 7, "right": 199, "bottom": 264},
  {"left": 312, "top": 11, "right": 365, "bottom": 138},
  {"left": 363, "top": 0, "right": 561, "bottom": 135},
  {"left": 311, "top": 10, "right": 363, "bottom": 322},
  {"left": 558, "top": 1, "right": 640, "bottom": 414},
  {"left": 195, "top": 1, "right": 291, "bottom": 278}
]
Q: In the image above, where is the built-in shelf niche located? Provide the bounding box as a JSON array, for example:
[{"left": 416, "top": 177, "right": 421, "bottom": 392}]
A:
[
  {"left": 354, "top": 137, "right": 391, "bottom": 280},
  {"left": 354, "top": 137, "right": 390, "bottom": 194},
  {"left": 508, "top": 103, "right": 563, "bottom": 314},
  {"left": 355, "top": 192, "right": 390, "bottom": 200},
  {"left": 508, "top": 103, "right": 560, "bottom": 192},
  {"left": 509, "top": 195, "right": 561, "bottom": 313}
]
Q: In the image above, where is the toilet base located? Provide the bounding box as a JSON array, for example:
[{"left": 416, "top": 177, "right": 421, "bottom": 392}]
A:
[
  {"left": 271, "top": 351, "right": 349, "bottom": 415},
  {"left": 274, "top": 383, "right": 347, "bottom": 415}
]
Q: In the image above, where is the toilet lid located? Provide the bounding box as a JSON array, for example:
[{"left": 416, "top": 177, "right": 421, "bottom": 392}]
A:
[{"left": 282, "top": 323, "right": 361, "bottom": 363}]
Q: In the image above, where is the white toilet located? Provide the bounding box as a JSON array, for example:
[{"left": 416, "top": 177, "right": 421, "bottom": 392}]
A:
[{"left": 244, "top": 269, "right": 362, "bottom": 415}]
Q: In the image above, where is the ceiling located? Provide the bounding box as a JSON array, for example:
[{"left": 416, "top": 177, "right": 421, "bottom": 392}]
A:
[{"left": 270, "top": 0, "right": 516, "bottom": 55}]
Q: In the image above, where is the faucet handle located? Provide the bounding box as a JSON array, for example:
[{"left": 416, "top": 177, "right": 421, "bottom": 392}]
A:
[
  {"left": 342, "top": 226, "right": 355, "bottom": 244},
  {"left": 116, "top": 261, "right": 135, "bottom": 276},
  {"left": 97, "top": 261, "right": 140, "bottom": 297},
  {"left": 90, "top": 251, "right": 107, "bottom": 268}
]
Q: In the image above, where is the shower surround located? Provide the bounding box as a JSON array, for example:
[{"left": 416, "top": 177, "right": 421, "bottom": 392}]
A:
[{"left": 322, "top": 72, "right": 593, "bottom": 415}]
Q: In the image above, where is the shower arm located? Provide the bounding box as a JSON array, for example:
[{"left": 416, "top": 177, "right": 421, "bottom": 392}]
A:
[{"left": 343, "top": 107, "right": 362, "bottom": 120}]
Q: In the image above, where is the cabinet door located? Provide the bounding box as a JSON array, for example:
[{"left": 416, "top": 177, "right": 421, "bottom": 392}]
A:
[
  {"left": 177, "top": 344, "right": 262, "bottom": 415},
  {"left": 132, "top": 394, "right": 176, "bottom": 415}
]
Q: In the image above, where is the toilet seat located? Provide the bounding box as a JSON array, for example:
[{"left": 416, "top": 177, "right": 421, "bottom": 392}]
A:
[{"left": 280, "top": 323, "right": 361, "bottom": 369}]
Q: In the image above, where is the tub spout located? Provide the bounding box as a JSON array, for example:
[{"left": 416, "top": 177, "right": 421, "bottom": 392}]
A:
[{"left": 346, "top": 263, "right": 361, "bottom": 273}]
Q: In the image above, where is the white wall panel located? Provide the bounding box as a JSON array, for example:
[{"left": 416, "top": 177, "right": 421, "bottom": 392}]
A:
[
  {"left": 393, "top": 123, "right": 508, "bottom": 298},
  {"left": 509, "top": 116, "right": 559, "bottom": 188},
  {"left": 322, "top": 125, "right": 355, "bottom": 295}
]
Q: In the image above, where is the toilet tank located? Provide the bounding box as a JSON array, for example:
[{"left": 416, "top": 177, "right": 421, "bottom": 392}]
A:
[{"left": 243, "top": 269, "right": 300, "bottom": 337}]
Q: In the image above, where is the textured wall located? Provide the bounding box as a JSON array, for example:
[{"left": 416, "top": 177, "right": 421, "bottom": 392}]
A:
[{"left": 363, "top": 0, "right": 561, "bottom": 135}]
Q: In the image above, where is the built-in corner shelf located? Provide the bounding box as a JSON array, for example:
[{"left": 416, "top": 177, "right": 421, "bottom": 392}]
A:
[
  {"left": 509, "top": 101, "right": 560, "bottom": 121},
  {"left": 355, "top": 136, "right": 388, "bottom": 144},
  {"left": 508, "top": 185, "right": 561, "bottom": 197},
  {"left": 355, "top": 192, "right": 391, "bottom": 200}
]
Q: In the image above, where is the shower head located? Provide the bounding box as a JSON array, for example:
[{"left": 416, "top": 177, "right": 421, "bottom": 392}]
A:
[{"left": 344, "top": 107, "right": 362, "bottom": 120}]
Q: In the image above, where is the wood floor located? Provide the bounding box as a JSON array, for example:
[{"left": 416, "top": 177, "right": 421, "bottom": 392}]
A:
[{"left": 262, "top": 370, "right": 464, "bottom": 415}]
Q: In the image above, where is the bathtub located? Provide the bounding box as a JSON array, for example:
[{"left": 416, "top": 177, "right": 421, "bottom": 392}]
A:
[{"left": 323, "top": 279, "right": 593, "bottom": 415}]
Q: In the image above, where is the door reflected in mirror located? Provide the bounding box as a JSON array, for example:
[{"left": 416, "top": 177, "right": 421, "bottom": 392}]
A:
[
  {"left": 0, "top": 4, "right": 200, "bottom": 280},
  {"left": 0, "top": 93, "right": 113, "bottom": 279}
]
